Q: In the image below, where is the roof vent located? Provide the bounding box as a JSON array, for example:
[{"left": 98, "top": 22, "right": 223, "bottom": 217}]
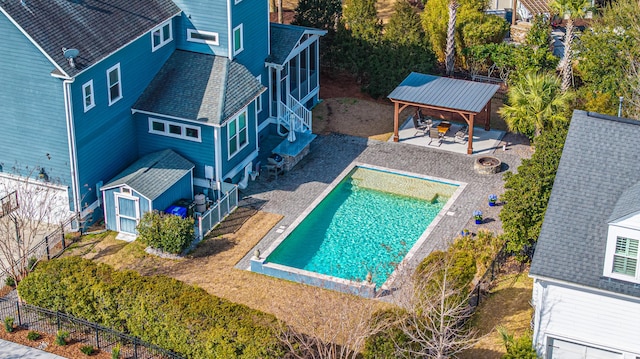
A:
[{"left": 62, "top": 47, "right": 79, "bottom": 68}]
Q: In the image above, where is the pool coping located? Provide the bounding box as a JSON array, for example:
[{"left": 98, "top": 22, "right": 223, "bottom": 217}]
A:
[{"left": 250, "top": 161, "right": 467, "bottom": 298}]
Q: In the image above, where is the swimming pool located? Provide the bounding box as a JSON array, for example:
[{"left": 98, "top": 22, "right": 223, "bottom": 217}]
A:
[{"left": 252, "top": 164, "right": 461, "bottom": 296}]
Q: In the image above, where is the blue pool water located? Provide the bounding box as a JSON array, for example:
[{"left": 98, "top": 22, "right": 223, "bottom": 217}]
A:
[{"left": 266, "top": 167, "right": 454, "bottom": 287}]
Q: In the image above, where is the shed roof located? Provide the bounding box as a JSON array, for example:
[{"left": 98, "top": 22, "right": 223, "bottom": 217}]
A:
[
  {"left": 530, "top": 110, "right": 640, "bottom": 298},
  {"left": 101, "top": 149, "right": 194, "bottom": 201},
  {"left": 133, "top": 50, "right": 265, "bottom": 125},
  {"left": 387, "top": 72, "right": 500, "bottom": 114},
  {"left": 0, "top": 0, "right": 180, "bottom": 77},
  {"left": 266, "top": 23, "right": 326, "bottom": 66}
]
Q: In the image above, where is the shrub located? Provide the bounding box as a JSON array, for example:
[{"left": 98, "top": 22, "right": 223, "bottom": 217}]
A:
[
  {"left": 80, "top": 345, "right": 96, "bottom": 355},
  {"left": 500, "top": 328, "right": 538, "bottom": 359},
  {"left": 27, "top": 256, "right": 38, "bottom": 272},
  {"left": 451, "top": 229, "right": 504, "bottom": 276},
  {"left": 362, "top": 309, "right": 410, "bottom": 359},
  {"left": 415, "top": 250, "right": 476, "bottom": 291},
  {"left": 18, "top": 257, "right": 283, "bottom": 358},
  {"left": 27, "top": 331, "right": 41, "bottom": 341},
  {"left": 5, "top": 276, "right": 15, "bottom": 287},
  {"left": 137, "top": 211, "right": 194, "bottom": 254},
  {"left": 111, "top": 344, "right": 121, "bottom": 359},
  {"left": 55, "top": 330, "right": 69, "bottom": 346},
  {"left": 4, "top": 317, "right": 14, "bottom": 333}
]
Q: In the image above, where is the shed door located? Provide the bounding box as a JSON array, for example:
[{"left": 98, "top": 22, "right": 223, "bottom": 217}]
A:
[
  {"left": 115, "top": 193, "right": 139, "bottom": 234},
  {"left": 548, "top": 338, "right": 622, "bottom": 359}
]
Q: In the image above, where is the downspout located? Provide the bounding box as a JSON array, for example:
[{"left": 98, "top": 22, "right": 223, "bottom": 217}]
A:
[
  {"left": 213, "top": 126, "right": 223, "bottom": 196},
  {"left": 227, "top": 0, "right": 233, "bottom": 60},
  {"left": 63, "top": 77, "right": 81, "bottom": 220}
]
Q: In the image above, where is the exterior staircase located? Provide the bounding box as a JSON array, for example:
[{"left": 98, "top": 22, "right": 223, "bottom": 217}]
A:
[{"left": 277, "top": 94, "right": 312, "bottom": 136}]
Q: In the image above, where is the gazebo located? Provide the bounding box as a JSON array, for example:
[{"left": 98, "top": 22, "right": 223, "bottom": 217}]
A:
[{"left": 388, "top": 73, "right": 500, "bottom": 154}]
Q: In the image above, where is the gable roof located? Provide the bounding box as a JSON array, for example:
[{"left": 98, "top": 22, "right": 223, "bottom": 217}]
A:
[
  {"left": 267, "top": 23, "right": 326, "bottom": 66},
  {"left": 609, "top": 182, "right": 640, "bottom": 222},
  {"left": 0, "top": 0, "right": 180, "bottom": 77},
  {"left": 133, "top": 50, "right": 265, "bottom": 125},
  {"left": 387, "top": 73, "right": 500, "bottom": 114},
  {"left": 530, "top": 110, "right": 640, "bottom": 298},
  {"left": 101, "top": 149, "right": 194, "bottom": 201}
]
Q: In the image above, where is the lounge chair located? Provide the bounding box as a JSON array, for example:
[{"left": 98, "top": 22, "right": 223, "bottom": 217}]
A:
[
  {"left": 428, "top": 127, "right": 443, "bottom": 146},
  {"left": 412, "top": 116, "right": 429, "bottom": 136},
  {"left": 455, "top": 124, "right": 468, "bottom": 143}
]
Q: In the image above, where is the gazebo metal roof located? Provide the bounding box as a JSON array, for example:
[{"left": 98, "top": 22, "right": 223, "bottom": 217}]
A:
[{"left": 388, "top": 73, "right": 500, "bottom": 154}]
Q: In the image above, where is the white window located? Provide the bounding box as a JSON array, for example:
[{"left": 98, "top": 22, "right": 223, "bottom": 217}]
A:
[
  {"left": 82, "top": 80, "right": 95, "bottom": 112},
  {"left": 148, "top": 118, "right": 201, "bottom": 142},
  {"left": 151, "top": 20, "right": 173, "bottom": 51},
  {"left": 228, "top": 109, "right": 248, "bottom": 157},
  {"left": 187, "top": 29, "right": 219, "bottom": 45},
  {"left": 256, "top": 75, "right": 262, "bottom": 113},
  {"left": 233, "top": 24, "right": 244, "bottom": 55},
  {"left": 613, "top": 236, "right": 639, "bottom": 277},
  {"left": 107, "top": 64, "right": 122, "bottom": 105}
]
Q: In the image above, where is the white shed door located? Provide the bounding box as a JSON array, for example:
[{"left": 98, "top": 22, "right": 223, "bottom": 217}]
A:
[{"left": 548, "top": 338, "right": 622, "bottom": 359}]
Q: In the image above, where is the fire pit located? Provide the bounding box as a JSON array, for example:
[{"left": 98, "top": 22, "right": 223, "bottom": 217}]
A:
[{"left": 474, "top": 156, "right": 502, "bottom": 175}]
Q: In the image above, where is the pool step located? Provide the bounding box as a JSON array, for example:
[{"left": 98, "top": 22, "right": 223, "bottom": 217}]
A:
[{"left": 350, "top": 167, "right": 457, "bottom": 202}]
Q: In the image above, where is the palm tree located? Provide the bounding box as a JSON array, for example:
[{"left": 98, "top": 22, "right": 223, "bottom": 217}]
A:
[
  {"left": 444, "top": 0, "right": 459, "bottom": 76},
  {"left": 498, "top": 72, "right": 573, "bottom": 138},
  {"left": 549, "top": 0, "right": 590, "bottom": 92}
]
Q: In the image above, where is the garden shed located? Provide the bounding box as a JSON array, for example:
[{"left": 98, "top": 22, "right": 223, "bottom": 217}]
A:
[{"left": 101, "top": 149, "right": 195, "bottom": 239}]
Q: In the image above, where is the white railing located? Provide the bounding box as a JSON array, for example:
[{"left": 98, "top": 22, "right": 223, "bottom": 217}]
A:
[
  {"left": 287, "top": 94, "right": 312, "bottom": 132},
  {"left": 195, "top": 185, "right": 238, "bottom": 240}
]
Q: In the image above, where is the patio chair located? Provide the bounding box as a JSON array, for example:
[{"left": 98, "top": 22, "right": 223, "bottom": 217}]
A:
[
  {"left": 415, "top": 109, "right": 432, "bottom": 128},
  {"left": 428, "top": 127, "right": 443, "bottom": 146},
  {"left": 412, "top": 116, "right": 430, "bottom": 136},
  {"left": 455, "top": 124, "right": 468, "bottom": 143}
]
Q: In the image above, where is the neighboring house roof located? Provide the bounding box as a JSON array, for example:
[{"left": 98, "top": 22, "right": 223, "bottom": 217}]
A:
[
  {"left": 530, "top": 110, "right": 640, "bottom": 298},
  {"left": 101, "top": 149, "right": 194, "bottom": 201},
  {"left": 267, "top": 23, "right": 327, "bottom": 65},
  {"left": 0, "top": 0, "right": 180, "bottom": 77},
  {"left": 387, "top": 72, "right": 500, "bottom": 114},
  {"left": 133, "top": 50, "right": 265, "bottom": 125}
]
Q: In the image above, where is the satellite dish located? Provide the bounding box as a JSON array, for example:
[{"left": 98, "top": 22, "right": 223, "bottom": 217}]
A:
[{"left": 62, "top": 48, "right": 79, "bottom": 68}]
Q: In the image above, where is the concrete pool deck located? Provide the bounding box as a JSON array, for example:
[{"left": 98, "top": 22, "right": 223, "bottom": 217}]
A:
[{"left": 237, "top": 132, "right": 530, "bottom": 295}]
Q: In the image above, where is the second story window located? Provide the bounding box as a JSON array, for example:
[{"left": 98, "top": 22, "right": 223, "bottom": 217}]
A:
[
  {"left": 228, "top": 109, "right": 248, "bottom": 157},
  {"left": 233, "top": 24, "right": 244, "bottom": 55},
  {"left": 107, "top": 63, "right": 122, "bottom": 105},
  {"left": 613, "top": 236, "right": 639, "bottom": 277},
  {"left": 151, "top": 20, "right": 173, "bottom": 51},
  {"left": 187, "top": 29, "right": 219, "bottom": 45},
  {"left": 82, "top": 80, "right": 95, "bottom": 112}
]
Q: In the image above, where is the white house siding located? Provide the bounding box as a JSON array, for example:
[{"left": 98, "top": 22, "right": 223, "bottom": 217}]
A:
[
  {"left": 0, "top": 173, "right": 72, "bottom": 224},
  {"left": 532, "top": 278, "right": 640, "bottom": 358}
]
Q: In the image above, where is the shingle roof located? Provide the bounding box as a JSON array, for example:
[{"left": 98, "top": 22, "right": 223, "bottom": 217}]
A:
[
  {"left": 388, "top": 73, "right": 500, "bottom": 114},
  {"left": 266, "top": 23, "right": 326, "bottom": 65},
  {"left": 0, "top": 0, "right": 180, "bottom": 77},
  {"left": 530, "top": 110, "right": 640, "bottom": 298},
  {"left": 101, "top": 149, "right": 194, "bottom": 201},
  {"left": 133, "top": 50, "right": 265, "bottom": 125}
]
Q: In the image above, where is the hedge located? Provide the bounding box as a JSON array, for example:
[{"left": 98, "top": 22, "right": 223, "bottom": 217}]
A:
[{"left": 17, "top": 257, "right": 283, "bottom": 358}]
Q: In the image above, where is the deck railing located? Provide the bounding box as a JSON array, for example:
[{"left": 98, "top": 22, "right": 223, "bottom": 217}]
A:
[{"left": 195, "top": 184, "right": 238, "bottom": 240}]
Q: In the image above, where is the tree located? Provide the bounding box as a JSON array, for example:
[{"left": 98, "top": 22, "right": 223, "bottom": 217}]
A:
[
  {"left": 292, "top": 0, "right": 343, "bottom": 33},
  {"left": 445, "top": 0, "right": 459, "bottom": 75},
  {"left": 549, "top": 0, "right": 591, "bottom": 91},
  {"left": 342, "top": 0, "right": 383, "bottom": 43},
  {"left": 0, "top": 171, "right": 70, "bottom": 283},
  {"left": 499, "top": 71, "right": 572, "bottom": 138},
  {"left": 383, "top": 0, "right": 425, "bottom": 46}
]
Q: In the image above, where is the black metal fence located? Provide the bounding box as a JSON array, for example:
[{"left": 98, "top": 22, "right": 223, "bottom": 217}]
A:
[
  {"left": 0, "top": 297, "right": 183, "bottom": 359},
  {"left": 469, "top": 243, "right": 511, "bottom": 309}
]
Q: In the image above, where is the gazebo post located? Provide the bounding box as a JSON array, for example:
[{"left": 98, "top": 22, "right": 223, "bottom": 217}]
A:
[
  {"left": 467, "top": 114, "right": 475, "bottom": 155},
  {"left": 484, "top": 100, "right": 491, "bottom": 131},
  {"left": 393, "top": 102, "right": 399, "bottom": 142}
]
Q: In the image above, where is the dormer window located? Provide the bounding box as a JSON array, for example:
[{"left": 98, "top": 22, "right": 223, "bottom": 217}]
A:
[
  {"left": 612, "top": 237, "right": 638, "bottom": 276},
  {"left": 603, "top": 219, "right": 640, "bottom": 283},
  {"left": 151, "top": 20, "right": 173, "bottom": 52}
]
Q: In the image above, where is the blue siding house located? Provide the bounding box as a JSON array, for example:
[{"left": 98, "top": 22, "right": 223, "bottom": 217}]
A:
[{"left": 0, "top": 0, "right": 325, "bottom": 236}]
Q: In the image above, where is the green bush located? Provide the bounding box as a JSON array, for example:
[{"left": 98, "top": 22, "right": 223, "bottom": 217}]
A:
[
  {"left": 111, "top": 344, "right": 120, "bottom": 359},
  {"left": 451, "top": 229, "right": 504, "bottom": 276},
  {"left": 136, "top": 211, "right": 194, "bottom": 254},
  {"left": 27, "top": 331, "right": 41, "bottom": 341},
  {"left": 362, "top": 309, "right": 410, "bottom": 359},
  {"left": 18, "top": 257, "right": 283, "bottom": 358},
  {"left": 5, "top": 276, "right": 15, "bottom": 287},
  {"left": 80, "top": 345, "right": 96, "bottom": 355},
  {"left": 27, "top": 256, "right": 38, "bottom": 272},
  {"left": 502, "top": 331, "right": 538, "bottom": 359},
  {"left": 415, "top": 250, "right": 476, "bottom": 291},
  {"left": 55, "top": 330, "right": 69, "bottom": 346},
  {"left": 4, "top": 317, "right": 14, "bottom": 333}
]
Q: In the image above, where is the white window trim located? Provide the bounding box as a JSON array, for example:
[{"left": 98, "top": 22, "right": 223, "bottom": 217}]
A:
[
  {"left": 233, "top": 24, "right": 244, "bottom": 55},
  {"left": 227, "top": 109, "right": 248, "bottom": 158},
  {"left": 187, "top": 29, "right": 220, "bottom": 45},
  {"left": 107, "top": 63, "right": 122, "bottom": 105},
  {"left": 148, "top": 118, "right": 202, "bottom": 142},
  {"left": 151, "top": 20, "right": 173, "bottom": 52},
  {"left": 82, "top": 80, "right": 95, "bottom": 112},
  {"left": 603, "top": 224, "right": 640, "bottom": 283},
  {"left": 235, "top": 0, "right": 242, "bottom": 4},
  {"left": 256, "top": 75, "right": 262, "bottom": 113}
]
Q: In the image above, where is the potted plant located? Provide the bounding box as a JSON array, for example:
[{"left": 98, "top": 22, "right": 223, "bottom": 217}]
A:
[
  {"left": 474, "top": 210, "right": 483, "bottom": 224},
  {"left": 461, "top": 229, "right": 470, "bottom": 237},
  {"left": 488, "top": 194, "right": 498, "bottom": 206}
]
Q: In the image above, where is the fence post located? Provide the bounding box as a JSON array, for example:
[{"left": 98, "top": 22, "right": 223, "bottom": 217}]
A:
[
  {"left": 95, "top": 324, "right": 100, "bottom": 349},
  {"left": 45, "top": 236, "right": 50, "bottom": 260},
  {"left": 16, "top": 302, "right": 21, "bottom": 326},
  {"left": 56, "top": 311, "right": 61, "bottom": 331},
  {"left": 476, "top": 284, "right": 481, "bottom": 306},
  {"left": 133, "top": 338, "right": 138, "bottom": 359}
]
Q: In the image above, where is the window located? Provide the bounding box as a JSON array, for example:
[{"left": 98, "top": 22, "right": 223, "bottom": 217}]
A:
[
  {"left": 613, "top": 237, "right": 639, "bottom": 276},
  {"left": 228, "top": 109, "right": 248, "bottom": 157},
  {"left": 256, "top": 75, "right": 262, "bottom": 113},
  {"left": 107, "top": 64, "right": 122, "bottom": 105},
  {"left": 148, "top": 118, "right": 201, "bottom": 142},
  {"left": 82, "top": 80, "right": 95, "bottom": 112},
  {"left": 187, "top": 29, "right": 219, "bottom": 45},
  {"left": 151, "top": 20, "right": 173, "bottom": 51},
  {"left": 233, "top": 24, "right": 243, "bottom": 55}
]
